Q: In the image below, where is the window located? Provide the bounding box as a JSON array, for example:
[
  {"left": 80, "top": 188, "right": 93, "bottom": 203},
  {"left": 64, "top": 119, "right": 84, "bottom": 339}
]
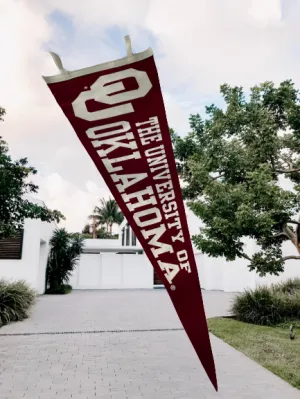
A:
[
  {"left": 0, "top": 230, "right": 24, "bottom": 260},
  {"left": 131, "top": 231, "right": 137, "bottom": 246},
  {"left": 121, "top": 227, "right": 125, "bottom": 246},
  {"left": 125, "top": 223, "right": 130, "bottom": 246}
]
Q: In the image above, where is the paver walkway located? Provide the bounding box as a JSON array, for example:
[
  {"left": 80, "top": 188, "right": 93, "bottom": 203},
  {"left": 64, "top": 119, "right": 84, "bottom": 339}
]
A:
[{"left": 0, "top": 290, "right": 299, "bottom": 398}]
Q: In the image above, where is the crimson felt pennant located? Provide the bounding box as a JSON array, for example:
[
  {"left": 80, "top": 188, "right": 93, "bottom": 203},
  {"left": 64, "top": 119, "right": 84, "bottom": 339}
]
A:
[{"left": 43, "top": 36, "right": 217, "bottom": 391}]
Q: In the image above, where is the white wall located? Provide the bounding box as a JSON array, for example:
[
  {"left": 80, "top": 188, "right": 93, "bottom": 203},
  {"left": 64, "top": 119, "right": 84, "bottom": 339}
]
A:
[
  {"left": 70, "top": 253, "right": 153, "bottom": 289},
  {"left": 37, "top": 220, "right": 55, "bottom": 294},
  {"left": 73, "top": 245, "right": 300, "bottom": 292},
  {"left": 195, "top": 249, "right": 300, "bottom": 293},
  {"left": 195, "top": 253, "right": 257, "bottom": 292},
  {"left": 83, "top": 238, "right": 123, "bottom": 250},
  {"left": 1, "top": 210, "right": 299, "bottom": 294},
  {"left": 255, "top": 240, "right": 300, "bottom": 288},
  {"left": 0, "top": 219, "right": 40, "bottom": 288},
  {"left": 0, "top": 218, "right": 56, "bottom": 294}
]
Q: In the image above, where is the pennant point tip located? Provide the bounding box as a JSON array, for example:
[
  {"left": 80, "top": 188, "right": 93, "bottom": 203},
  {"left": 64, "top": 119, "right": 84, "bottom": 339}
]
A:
[{"left": 209, "top": 373, "right": 218, "bottom": 392}]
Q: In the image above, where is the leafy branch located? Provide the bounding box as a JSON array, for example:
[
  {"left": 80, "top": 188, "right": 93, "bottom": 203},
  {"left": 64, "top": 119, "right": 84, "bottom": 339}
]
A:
[{"left": 173, "top": 80, "right": 300, "bottom": 276}]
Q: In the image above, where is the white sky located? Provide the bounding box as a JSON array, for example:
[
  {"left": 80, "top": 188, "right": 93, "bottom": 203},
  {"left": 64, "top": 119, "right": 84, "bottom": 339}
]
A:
[{"left": 1, "top": 0, "right": 299, "bottom": 233}]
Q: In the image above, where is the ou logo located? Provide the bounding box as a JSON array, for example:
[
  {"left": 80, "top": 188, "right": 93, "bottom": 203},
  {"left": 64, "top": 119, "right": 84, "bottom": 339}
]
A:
[{"left": 72, "top": 68, "right": 152, "bottom": 122}]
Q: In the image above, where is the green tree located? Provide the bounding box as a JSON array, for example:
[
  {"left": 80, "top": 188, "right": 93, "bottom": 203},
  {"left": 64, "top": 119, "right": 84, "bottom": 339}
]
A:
[
  {"left": 79, "top": 224, "right": 116, "bottom": 239},
  {"left": 0, "top": 107, "right": 5, "bottom": 122},
  {"left": 82, "top": 223, "right": 91, "bottom": 235},
  {"left": 46, "top": 228, "right": 84, "bottom": 294},
  {"left": 96, "top": 226, "right": 116, "bottom": 239},
  {"left": 172, "top": 80, "right": 300, "bottom": 276},
  {"left": 88, "top": 197, "right": 124, "bottom": 236},
  {"left": 0, "top": 108, "right": 64, "bottom": 238}
]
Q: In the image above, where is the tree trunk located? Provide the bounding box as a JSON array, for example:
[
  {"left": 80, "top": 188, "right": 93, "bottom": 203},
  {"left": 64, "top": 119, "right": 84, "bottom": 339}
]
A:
[
  {"left": 296, "top": 220, "right": 300, "bottom": 253},
  {"left": 92, "top": 217, "right": 96, "bottom": 239},
  {"left": 283, "top": 216, "right": 300, "bottom": 255}
]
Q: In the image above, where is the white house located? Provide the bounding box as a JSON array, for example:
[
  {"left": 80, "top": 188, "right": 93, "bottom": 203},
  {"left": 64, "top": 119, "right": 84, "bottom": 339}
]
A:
[
  {"left": 0, "top": 196, "right": 56, "bottom": 294},
  {"left": 70, "top": 217, "right": 300, "bottom": 292},
  {"left": 1, "top": 198, "right": 299, "bottom": 293}
]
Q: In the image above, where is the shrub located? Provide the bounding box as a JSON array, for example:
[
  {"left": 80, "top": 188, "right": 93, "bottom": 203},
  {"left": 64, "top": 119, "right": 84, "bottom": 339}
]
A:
[
  {"left": 275, "top": 278, "right": 300, "bottom": 295},
  {"left": 46, "top": 284, "right": 72, "bottom": 295},
  {"left": 231, "top": 279, "right": 300, "bottom": 326},
  {"left": 0, "top": 279, "right": 36, "bottom": 327},
  {"left": 45, "top": 228, "right": 84, "bottom": 294}
]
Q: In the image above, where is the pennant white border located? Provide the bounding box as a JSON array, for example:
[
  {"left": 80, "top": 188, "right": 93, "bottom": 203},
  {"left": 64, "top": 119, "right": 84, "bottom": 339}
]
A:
[{"left": 43, "top": 36, "right": 153, "bottom": 84}]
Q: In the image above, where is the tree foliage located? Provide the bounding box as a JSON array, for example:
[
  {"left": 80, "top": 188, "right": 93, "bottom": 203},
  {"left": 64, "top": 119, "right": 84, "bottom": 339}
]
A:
[
  {"left": 0, "top": 108, "right": 64, "bottom": 238},
  {"left": 172, "top": 80, "right": 300, "bottom": 276},
  {"left": 82, "top": 223, "right": 91, "bottom": 235},
  {"left": 0, "top": 107, "right": 5, "bottom": 122},
  {"left": 88, "top": 197, "right": 124, "bottom": 237},
  {"left": 79, "top": 224, "right": 118, "bottom": 239},
  {"left": 46, "top": 228, "right": 84, "bottom": 293}
]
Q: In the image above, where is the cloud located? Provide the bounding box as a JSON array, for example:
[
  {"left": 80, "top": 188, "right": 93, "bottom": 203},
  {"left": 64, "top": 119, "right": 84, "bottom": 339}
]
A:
[
  {"left": 144, "top": 0, "right": 295, "bottom": 94},
  {"left": 35, "top": 0, "right": 151, "bottom": 28},
  {"left": 248, "top": 0, "right": 282, "bottom": 25},
  {"left": 37, "top": 1, "right": 300, "bottom": 120},
  {"left": 33, "top": 172, "right": 110, "bottom": 232},
  {"left": 38, "top": 0, "right": 300, "bottom": 94},
  {"left": 162, "top": 92, "right": 192, "bottom": 133},
  {"left": 2, "top": 0, "right": 300, "bottom": 233},
  {"left": 0, "top": 0, "right": 61, "bottom": 158},
  {"left": 0, "top": 0, "right": 112, "bottom": 232}
]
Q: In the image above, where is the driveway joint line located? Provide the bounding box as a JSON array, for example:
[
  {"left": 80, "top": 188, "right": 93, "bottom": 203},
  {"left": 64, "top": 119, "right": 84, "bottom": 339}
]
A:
[{"left": 0, "top": 327, "right": 184, "bottom": 337}]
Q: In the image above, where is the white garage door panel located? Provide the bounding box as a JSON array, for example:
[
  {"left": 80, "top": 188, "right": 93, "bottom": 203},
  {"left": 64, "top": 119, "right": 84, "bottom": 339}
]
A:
[
  {"left": 78, "top": 254, "right": 101, "bottom": 288},
  {"left": 101, "top": 253, "right": 122, "bottom": 288}
]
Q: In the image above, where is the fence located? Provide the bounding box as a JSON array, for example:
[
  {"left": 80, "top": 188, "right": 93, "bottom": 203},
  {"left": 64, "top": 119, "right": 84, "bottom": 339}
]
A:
[
  {"left": 1, "top": 222, "right": 299, "bottom": 293},
  {"left": 70, "top": 242, "right": 300, "bottom": 292}
]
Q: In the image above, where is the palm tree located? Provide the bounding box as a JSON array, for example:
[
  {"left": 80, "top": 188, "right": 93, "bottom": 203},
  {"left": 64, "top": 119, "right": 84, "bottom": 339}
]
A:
[
  {"left": 45, "top": 228, "right": 84, "bottom": 294},
  {"left": 87, "top": 212, "right": 100, "bottom": 238},
  {"left": 100, "top": 197, "right": 124, "bottom": 233},
  {"left": 88, "top": 197, "right": 124, "bottom": 236}
]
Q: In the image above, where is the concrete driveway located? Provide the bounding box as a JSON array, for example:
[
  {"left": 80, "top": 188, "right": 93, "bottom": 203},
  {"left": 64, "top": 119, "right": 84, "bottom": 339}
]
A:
[{"left": 0, "top": 290, "right": 299, "bottom": 398}]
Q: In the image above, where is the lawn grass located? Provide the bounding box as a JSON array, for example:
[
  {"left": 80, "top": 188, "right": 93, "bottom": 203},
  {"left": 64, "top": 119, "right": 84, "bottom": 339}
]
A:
[{"left": 208, "top": 317, "right": 300, "bottom": 390}]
